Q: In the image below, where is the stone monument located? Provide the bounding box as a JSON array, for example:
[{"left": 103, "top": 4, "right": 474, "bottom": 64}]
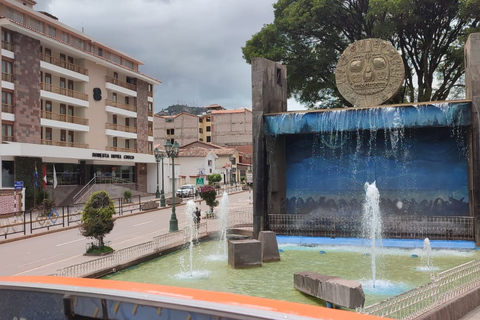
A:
[{"left": 335, "top": 38, "right": 405, "bottom": 107}]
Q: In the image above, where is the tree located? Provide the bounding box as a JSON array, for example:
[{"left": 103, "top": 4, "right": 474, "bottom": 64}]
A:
[
  {"left": 242, "top": 0, "right": 480, "bottom": 109},
  {"left": 199, "top": 185, "right": 219, "bottom": 214},
  {"left": 208, "top": 173, "right": 222, "bottom": 186},
  {"left": 80, "top": 191, "right": 115, "bottom": 250}
]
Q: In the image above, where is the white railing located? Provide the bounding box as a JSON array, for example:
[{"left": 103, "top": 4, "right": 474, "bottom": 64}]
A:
[
  {"left": 358, "top": 258, "right": 480, "bottom": 319},
  {"left": 54, "top": 223, "right": 208, "bottom": 278}
]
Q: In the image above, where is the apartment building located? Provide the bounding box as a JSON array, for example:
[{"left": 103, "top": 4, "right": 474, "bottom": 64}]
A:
[
  {"left": 208, "top": 108, "right": 252, "bottom": 147},
  {"left": 0, "top": 0, "right": 160, "bottom": 195},
  {"left": 154, "top": 112, "right": 199, "bottom": 147}
]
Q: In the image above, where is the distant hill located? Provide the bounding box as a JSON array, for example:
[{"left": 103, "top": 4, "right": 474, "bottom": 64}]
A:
[{"left": 156, "top": 104, "right": 206, "bottom": 116}]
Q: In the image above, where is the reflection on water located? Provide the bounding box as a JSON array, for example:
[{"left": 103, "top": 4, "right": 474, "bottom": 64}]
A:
[{"left": 103, "top": 240, "right": 480, "bottom": 307}]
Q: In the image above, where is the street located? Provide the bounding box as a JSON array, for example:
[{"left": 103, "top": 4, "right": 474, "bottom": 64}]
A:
[{"left": 0, "top": 191, "right": 251, "bottom": 277}]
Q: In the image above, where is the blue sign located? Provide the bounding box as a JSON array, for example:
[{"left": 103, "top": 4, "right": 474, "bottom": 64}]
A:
[{"left": 14, "top": 181, "right": 23, "bottom": 190}]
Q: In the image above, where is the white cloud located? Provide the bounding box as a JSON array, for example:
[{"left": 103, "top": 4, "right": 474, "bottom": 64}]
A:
[{"left": 35, "top": 0, "right": 306, "bottom": 111}]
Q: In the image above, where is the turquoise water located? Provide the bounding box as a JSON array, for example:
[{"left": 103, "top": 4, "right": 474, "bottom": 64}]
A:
[{"left": 103, "top": 239, "right": 480, "bottom": 307}]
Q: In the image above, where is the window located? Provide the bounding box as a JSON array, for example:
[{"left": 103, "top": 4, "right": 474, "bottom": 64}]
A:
[
  {"left": 208, "top": 160, "right": 212, "bottom": 166},
  {"left": 167, "top": 129, "right": 175, "bottom": 135},
  {"left": 125, "top": 139, "right": 130, "bottom": 149},
  {"left": 148, "top": 142, "right": 153, "bottom": 152},
  {"left": 60, "top": 53, "right": 66, "bottom": 61},
  {"left": 68, "top": 105, "right": 74, "bottom": 117},
  {"left": 60, "top": 77, "right": 66, "bottom": 88},
  {"left": 68, "top": 131, "right": 74, "bottom": 143},
  {"left": 199, "top": 118, "right": 203, "bottom": 123},
  {"left": 1, "top": 29, "right": 12, "bottom": 51},
  {"left": 113, "top": 137, "right": 117, "bottom": 147},
  {"left": 2, "top": 91, "right": 13, "bottom": 113},
  {"left": 60, "top": 104, "right": 66, "bottom": 121},
  {"left": 206, "top": 117, "right": 211, "bottom": 122},
  {"left": 28, "top": 16, "right": 43, "bottom": 32},
  {"left": 45, "top": 128, "right": 52, "bottom": 140},
  {"left": 112, "top": 93, "right": 117, "bottom": 102},
  {"left": 125, "top": 96, "right": 129, "bottom": 105},
  {"left": 113, "top": 72, "right": 118, "bottom": 79},
  {"left": 44, "top": 48, "right": 52, "bottom": 62},
  {"left": 206, "top": 126, "right": 211, "bottom": 132},
  {"left": 45, "top": 101, "right": 52, "bottom": 112},
  {"left": 125, "top": 118, "right": 130, "bottom": 127},
  {"left": 68, "top": 80, "right": 74, "bottom": 92},
  {"left": 45, "top": 73, "right": 52, "bottom": 84},
  {"left": 148, "top": 102, "right": 153, "bottom": 111},
  {"left": 98, "top": 47, "right": 103, "bottom": 57},
  {"left": 2, "top": 60, "right": 13, "bottom": 82},
  {"left": 2, "top": 122, "right": 13, "bottom": 141},
  {"left": 147, "top": 84, "right": 152, "bottom": 92},
  {"left": 206, "top": 136, "right": 211, "bottom": 143},
  {"left": 113, "top": 115, "right": 117, "bottom": 124},
  {"left": 46, "top": 25, "right": 56, "bottom": 37},
  {"left": 60, "top": 130, "right": 66, "bottom": 142},
  {"left": 199, "top": 128, "right": 203, "bottom": 134}
]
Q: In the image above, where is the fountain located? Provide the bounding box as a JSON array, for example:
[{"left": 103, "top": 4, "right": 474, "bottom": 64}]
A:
[
  {"left": 216, "top": 192, "right": 230, "bottom": 257},
  {"left": 423, "top": 238, "right": 432, "bottom": 269},
  {"left": 363, "top": 181, "right": 382, "bottom": 288}
]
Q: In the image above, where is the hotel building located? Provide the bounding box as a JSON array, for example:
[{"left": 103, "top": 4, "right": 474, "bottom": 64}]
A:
[{"left": 0, "top": 0, "right": 160, "bottom": 199}]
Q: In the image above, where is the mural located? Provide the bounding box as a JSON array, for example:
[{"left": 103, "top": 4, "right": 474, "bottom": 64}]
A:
[{"left": 285, "top": 126, "right": 469, "bottom": 217}]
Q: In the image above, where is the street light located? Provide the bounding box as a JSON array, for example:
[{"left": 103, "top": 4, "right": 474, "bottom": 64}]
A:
[
  {"left": 165, "top": 140, "right": 180, "bottom": 232},
  {"left": 229, "top": 155, "right": 235, "bottom": 186},
  {"left": 154, "top": 147, "right": 166, "bottom": 207}
]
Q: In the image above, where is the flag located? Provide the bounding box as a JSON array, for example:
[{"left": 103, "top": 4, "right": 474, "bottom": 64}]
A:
[
  {"left": 43, "top": 165, "right": 47, "bottom": 189},
  {"left": 34, "top": 162, "right": 38, "bottom": 189},
  {"left": 53, "top": 164, "right": 57, "bottom": 189}
]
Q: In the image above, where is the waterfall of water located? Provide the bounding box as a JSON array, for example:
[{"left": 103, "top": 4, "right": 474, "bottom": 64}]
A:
[
  {"left": 217, "top": 192, "right": 230, "bottom": 257},
  {"left": 185, "top": 200, "right": 197, "bottom": 275},
  {"left": 423, "top": 238, "right": 432, "bottom": 268},
  {"left": 363, "top": 181, "right": 382, "bottom": 288}
]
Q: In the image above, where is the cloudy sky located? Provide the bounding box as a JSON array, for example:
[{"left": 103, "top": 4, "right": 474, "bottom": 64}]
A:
[{"left": 34, "top": 0, "right": 306, "bottom": 112}]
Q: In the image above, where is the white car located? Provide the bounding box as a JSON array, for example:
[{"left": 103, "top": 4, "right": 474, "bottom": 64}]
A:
[{"left": 176, "top": 184, "right": 198, "bottom": 197}]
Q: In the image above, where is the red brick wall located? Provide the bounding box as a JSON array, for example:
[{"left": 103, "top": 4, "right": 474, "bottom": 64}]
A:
[{"left": 13, "top": 32, "right": 41, "bottom": 144}]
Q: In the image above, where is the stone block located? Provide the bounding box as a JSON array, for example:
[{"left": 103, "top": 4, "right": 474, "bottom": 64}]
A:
[
  {"left": 294, "top": 271, "right": 365, "bottom": 309},
  {"left": 228, "top": 239, "right": 262, "bottom": 269},
  {"left": 140, "top": 201, "right": 159, "bottom": 211},
  {"left": 258, "top": 231, "right": 280, "bottom": 262}
]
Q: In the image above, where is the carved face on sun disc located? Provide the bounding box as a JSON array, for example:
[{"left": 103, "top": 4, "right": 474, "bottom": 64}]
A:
[{"left": 335, "top": 38, "right": 405, "bottom": 107}]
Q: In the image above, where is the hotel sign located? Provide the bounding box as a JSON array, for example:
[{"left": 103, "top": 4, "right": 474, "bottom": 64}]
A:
[{"left": 92, "top": 153, "right": 135, "bottom": 160}]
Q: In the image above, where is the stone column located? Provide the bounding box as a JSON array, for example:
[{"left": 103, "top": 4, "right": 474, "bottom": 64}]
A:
[
  {"left": 251, "top": 58, "right": 287, "bottom": 239},
  {"left": 465, "top": 33, "right": 480, "bottom": 246}
]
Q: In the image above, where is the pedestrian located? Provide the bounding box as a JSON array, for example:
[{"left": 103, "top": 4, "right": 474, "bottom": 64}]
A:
[{"left": 195, "top": 207, "right": 201, "bottom": 224}]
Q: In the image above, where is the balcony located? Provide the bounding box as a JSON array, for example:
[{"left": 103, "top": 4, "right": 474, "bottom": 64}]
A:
[
  {"left": 105, "top": 76, "right": 137, "bottom": 91},
  {"left": 105, "top": 99, "right": 137, "bottom": 112},
  {"left": 105, "top": 123, "right": 137, "bottom": 133},
  {"left": 41, "top": 54, "right": 88, "bottom": 76},
  {"left": 41, "top": 139, "right": 89, "bottom": 148},
  {"left": 41, "top": 82, "right": 88, "bottom": 101},
  {"left": 148, "top": 129, "right": 153, "bottom": 136},
  {"left": 148, "top": 110, "right": 153, "bottom": 117},
  {"left": 2, "top": 135, "right": 13, "bottom": 141},
  {"left": 2, "top": 41, "right": 12, "bottom": 51},
  {"left": 2, "top": 72, "right": 13, "bottom": 82},
  {"left": 106, "top": 146, "right": 137, "bottom": 153},
  {"left": 2, "top": 103, "right": 13, "bottom": 113},
  {"left": 41, "top": 110, "right": 89, "bottom": 126}
]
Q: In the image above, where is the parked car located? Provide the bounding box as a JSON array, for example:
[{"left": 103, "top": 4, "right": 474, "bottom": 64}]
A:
[{"left": 176, "top": 184, "right": 198, "bottom": 197}]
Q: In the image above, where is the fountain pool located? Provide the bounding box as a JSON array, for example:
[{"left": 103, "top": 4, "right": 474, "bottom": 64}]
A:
[{"left": 103, "top": 238, "right": 480, "bottom": 307}]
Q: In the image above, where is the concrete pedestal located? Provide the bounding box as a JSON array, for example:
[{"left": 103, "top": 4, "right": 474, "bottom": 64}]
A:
[
  {"left": 228, "top": 239, "right": 262, "bottom": 269},
  {"left": 258, "top": 231, "right": 280, "bottom": 262}
]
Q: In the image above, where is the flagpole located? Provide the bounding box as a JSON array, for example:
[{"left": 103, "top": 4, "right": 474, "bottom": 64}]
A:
[{"left": 52, "top": 163, "right": 55, "bottom": 203}]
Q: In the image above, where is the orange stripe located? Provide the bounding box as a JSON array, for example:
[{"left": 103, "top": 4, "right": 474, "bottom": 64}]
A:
[{"left": 0, "top": 276, "right": 386, "bottom": 319}]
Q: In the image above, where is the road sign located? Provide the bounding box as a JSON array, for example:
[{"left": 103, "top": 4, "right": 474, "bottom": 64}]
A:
[
  {"left": 14, "top": 181, "right": 23, "bottom": 190},
  {"left": 196, "top": 177, "right": 204, "bottom": 186},
  {"left": 246, "top": 173, "right": 253, "bottom": 184}
]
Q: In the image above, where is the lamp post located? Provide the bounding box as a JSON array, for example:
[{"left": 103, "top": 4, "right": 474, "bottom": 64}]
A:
[
  {"left": 229, "top": 155, "right": 235, "bottom": 186},
  {"left": 154, "top": 147, "right": 166, "bottom": 207},
  {"left": 165, "top": 140, "right": 180, "bottom": 232}
]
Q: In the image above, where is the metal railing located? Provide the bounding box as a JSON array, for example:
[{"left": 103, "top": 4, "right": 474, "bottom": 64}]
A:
[
  {"left": 358, "top": 258, "right": 480, "bottom": 319},
  {"left": 105, "top": 76, "right": 137, "bottom": 91},
  {"left": 105, "top": 99, "right": 137, "bottom": 112},
  {"left": 2, "top": 40, "right": 12, "bottom": 51},
  {"left": 2, "top": 72, "right": 13, "bottom": 82},
  {"left": 105, "top": 122, "right": 137, "bottom": 133},
  {"left": 2, "top": 103, "right": 13, "bottom": 113},
  {"left": 40, "top": 53, "right": 88, "bottom": 75},
  {"left": 268, "top": 215, "right": 474, "bottom": 240},
  {"left": 41, "top": 110, "right": 89, "bottom": 125},
  {"left": 72, "top": 175, "right": 97, "bottom": 203},
  {"left": 55, "top": 223, "right": 208, "bottom": 278},
  {"left": 41, "top": 82, "right": 88, "bottom": 101},
  {"left": 41, "top": 139, "right": 89, "bottom": 149},
  {"left": 105, "top": 146, "right": 137, "bottom": 153}
]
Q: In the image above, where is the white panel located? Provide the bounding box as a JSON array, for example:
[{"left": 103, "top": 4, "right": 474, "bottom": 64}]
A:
[
  {"left": 105, "top": 105, "right": 137, "bottom": 118},
  {"left": 41, "top": 119, "right": 89, "bottom": 132},
  {"left": 148, "top": 136, "right": 153, "bottom": 142},
  {"left": 148, "top": 96, "right": 154, "bottom": 102},
  {"left": 1, "top": 49, "right": 14, "bottom": 59},
  {"left": 105, "top": 82, "right": 137, "bottom": 97},
  {"left": 40, "top": 90, "right": 89, "bottom": 107},
  {"left": 2, "top": 81, "right": 14, "bottom": 90},
  {"left": 40, "top": 61, "right": 89, "bottom": 82},
  {"left": 1, "top": 113, "right": 14, "bottom": 121},
  {"left": 105, "top": 129, "right": 137, "bottom": 139}
]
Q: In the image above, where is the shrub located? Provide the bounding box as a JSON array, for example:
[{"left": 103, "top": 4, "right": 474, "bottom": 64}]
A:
[
  {"left": 80, "top": 191, "right": 115, "bottom": 249},
  {"left": 208, "top": 173, "right": 222, "bottom": 185},
  {"left": 199, "top": 185, "right": 218, "bottom": 213},
  {"left": 123, "top": 189, "right": 132, "bottom": 203}
]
